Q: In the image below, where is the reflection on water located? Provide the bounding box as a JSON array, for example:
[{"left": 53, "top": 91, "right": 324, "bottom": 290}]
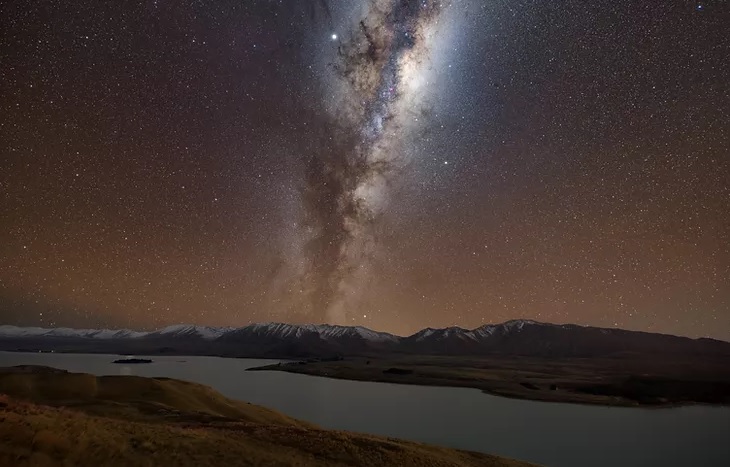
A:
[{"left": 1, "top": 351, "right": 728, "bottom": 467}]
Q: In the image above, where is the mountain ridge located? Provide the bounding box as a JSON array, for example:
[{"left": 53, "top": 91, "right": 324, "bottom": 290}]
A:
[
  {"left": 0, "top": 320, "right": 728, "bottom": 359},
  {"left": 2, "top": 318, "right": 723, "bottom": 341}
]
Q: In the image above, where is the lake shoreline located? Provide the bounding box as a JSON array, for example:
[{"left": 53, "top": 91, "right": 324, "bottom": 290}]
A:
[
  {"left": 4, "top": 348, "right": 727, "bottom": 408},
  {"left": 247, "top": 355, "right": 730, "bottom": 408},
  {"left": 1, "top": 351, "right": 727, "bottom": 467}
]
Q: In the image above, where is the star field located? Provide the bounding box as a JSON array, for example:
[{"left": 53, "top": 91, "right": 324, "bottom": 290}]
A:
[{"left": 1, "top": 0, "right": 728, "bottom": 339}]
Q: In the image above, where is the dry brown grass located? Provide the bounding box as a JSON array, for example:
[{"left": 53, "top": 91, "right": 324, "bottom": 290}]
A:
[
  {"left": 0, "top": 367, "right": 311, "bottom": 427},
  {"left": 0, "top": 368, "right": 537, "bottom": 467}
]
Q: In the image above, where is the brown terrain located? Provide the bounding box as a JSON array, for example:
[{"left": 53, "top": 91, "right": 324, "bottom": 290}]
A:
[
  {"left": 0, "top": 366, "right": 538, "bottom": 467},
  {"left": 249, "top": 354, "right": 730, "bottom": 407}
]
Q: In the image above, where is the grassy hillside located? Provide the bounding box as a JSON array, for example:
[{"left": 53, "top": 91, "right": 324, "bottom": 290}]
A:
[
  {"left": 0, "top": 366, "right": 537, "bottom": 467},
  {"left": 0, "top": 365, "right": 304, "bottom": 425}
]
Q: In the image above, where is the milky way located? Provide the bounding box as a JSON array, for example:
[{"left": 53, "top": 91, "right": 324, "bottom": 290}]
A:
[{"left": 292, "top": 0, "right": 447, "bottom": 324}]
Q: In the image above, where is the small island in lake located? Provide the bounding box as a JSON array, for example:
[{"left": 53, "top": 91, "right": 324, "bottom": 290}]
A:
[{"left": 112, "top": 358, "right": 152, "bottom": 364}]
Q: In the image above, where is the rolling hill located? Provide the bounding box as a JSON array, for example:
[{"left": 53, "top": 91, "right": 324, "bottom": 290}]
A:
[{"left": 0, "top": 366, "right": 536, "bottom": 467}]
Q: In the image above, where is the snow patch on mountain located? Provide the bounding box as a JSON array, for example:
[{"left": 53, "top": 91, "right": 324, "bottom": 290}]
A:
[
  {"left": 501, "top": 319, "right": 539, "bottom": 331},
  {"left": 410, "top": 326, "right": 482, "bottom": 342},
  {"left": 410, "top": 328, "right": 435, "bottom": 341}
]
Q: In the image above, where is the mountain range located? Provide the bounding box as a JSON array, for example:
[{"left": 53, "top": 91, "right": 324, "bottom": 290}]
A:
[{"left": 0, "top": 320, "right": 728, "bottom": 359}]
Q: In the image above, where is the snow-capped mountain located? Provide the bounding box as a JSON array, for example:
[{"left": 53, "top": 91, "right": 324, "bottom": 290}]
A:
[
  {"left": 214, "top": 322, "right": 401, "bottom": 357},
  {"left": 402, "top": 320, "right": 545, "bottom": 353},
  {"left": 147, "top": 324, "right": 233, "bottom": 340},
  {"left": 237, "top": 323, "right": 398, "bottom": 343},
  {"left": 0, "top": 325, "right": 146, "bottom": 340},
  {"left": 0, "top": 324, "right": 228, "bottom": 341},
  {"left": 0, "top": 319, "right": 727, "bottom": 359},
  {"left": 399, "top": 319, "right": 730, "bottom": 357},
  {"left": 0, "top": 322, "right": 398, "bottom": 344}
]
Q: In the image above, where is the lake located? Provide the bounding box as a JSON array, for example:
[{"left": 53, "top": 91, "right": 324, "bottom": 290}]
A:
[{"left": 1, "top": 351, "right": 727, "bottom": 467}]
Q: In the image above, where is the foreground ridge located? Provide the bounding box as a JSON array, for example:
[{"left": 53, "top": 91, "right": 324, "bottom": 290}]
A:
[{"left": 0, "top": 366, "right": 536, "bottom": 467}]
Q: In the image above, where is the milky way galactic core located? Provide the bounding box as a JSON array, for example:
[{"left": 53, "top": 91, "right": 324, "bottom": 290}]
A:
[{"left": 283, "top": 1, "right": 453, "bottom": 324}]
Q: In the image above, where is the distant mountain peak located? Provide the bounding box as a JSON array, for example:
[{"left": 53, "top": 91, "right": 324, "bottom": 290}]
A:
[
  {"left": 234, "top": 322, "right": 399, "bottom": 343},
  {"left": 152, "top": 324, "right": 232, "bottom": 340}
]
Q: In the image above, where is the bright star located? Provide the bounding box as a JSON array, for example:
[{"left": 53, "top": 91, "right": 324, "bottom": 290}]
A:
[{"left": 331, "top": 34, "right": 338, "bottom": 41}]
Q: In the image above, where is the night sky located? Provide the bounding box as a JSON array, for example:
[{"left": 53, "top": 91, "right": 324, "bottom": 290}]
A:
[{"left": 1, "top": 1, "right": 728, "bottom": 339}]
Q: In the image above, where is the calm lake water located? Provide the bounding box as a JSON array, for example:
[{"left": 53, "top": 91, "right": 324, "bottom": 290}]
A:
[{"left": 1, "top": 351, "right": 728, "bottom": 467}]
